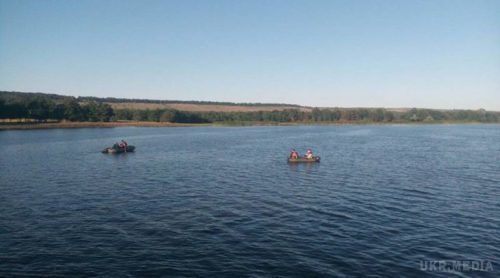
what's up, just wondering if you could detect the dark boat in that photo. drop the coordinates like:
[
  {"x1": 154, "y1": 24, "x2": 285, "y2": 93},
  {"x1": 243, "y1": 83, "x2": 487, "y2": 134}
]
[
  {"x1": 287, "y1": 156, "x2": 320, "y2": 163},
  {"x1": 102, "y1": 145, "x2": 135, "y2": 154}
]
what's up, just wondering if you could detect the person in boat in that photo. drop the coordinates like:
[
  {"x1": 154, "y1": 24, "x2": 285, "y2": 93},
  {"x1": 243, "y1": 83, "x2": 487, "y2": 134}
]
[
  {"x1": 119, "y1": 140, "x2": 128, "y2": 149},
  {"x1": 290, "y1": 149, "x2": 299, "y2": 159},
  {"x1": 305, "y1": 149, "x2": 314, "y2": 159}
]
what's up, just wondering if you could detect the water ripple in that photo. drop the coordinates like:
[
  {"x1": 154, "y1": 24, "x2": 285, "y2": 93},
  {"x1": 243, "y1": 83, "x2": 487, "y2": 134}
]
[{"x1": 0, "y1": 125, "x2": 499, "y2": 276}]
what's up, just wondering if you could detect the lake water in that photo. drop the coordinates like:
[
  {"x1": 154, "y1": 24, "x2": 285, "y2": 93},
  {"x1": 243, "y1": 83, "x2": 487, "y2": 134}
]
[{"x1": 0, "y1": 125, "x2": 499, "y2": 277}]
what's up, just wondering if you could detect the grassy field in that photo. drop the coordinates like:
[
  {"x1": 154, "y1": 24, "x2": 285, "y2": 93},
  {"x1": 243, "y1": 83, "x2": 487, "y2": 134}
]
[
  {"x1": 106, "y1": 102, "x2": 312, "y2": 112},
  {"x1": 106, "y1": 102, "x2": 415, "y2": 113}
]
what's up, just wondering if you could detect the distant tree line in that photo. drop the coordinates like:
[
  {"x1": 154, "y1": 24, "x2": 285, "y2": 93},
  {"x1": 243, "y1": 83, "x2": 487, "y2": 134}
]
[
  {"x1": 113, "y1": 109, "x2": 209, "y2": 123},
  {"x1": 0, "y1": 91, "x2": 301, "y2": 107},
  {"x1": 0, "y1": 96, "x2": 113, "y2": 122},
  {"x1": 111, "y1": 107, "x2": 500, "y2": 123},
  {"x1": 202, "y1": 107, "x2": 500, "y2": 123},
  {"x1": 1, "y1": 91, "x2": 499, "y2": 123}
]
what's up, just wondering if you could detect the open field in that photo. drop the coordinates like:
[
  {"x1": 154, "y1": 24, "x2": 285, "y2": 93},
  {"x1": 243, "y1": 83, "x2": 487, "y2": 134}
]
[{"x1": 107, "y1": 102, "x2": 312, "y2": 112}]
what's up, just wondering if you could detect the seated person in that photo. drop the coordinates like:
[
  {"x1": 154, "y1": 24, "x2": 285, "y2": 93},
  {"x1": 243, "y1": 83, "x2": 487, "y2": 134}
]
[
  {"x1": 305, "y1": 149, "x2": 313, "y2": 159},
  {"x1": 290, "y1": 149, "x2": 299, "y2": 159}
]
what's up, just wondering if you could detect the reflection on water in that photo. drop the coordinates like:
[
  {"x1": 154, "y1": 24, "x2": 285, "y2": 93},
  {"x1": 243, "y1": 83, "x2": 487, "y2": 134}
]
[{"x1": 288, "y1": 162, "x2": 320, "y2": 174}]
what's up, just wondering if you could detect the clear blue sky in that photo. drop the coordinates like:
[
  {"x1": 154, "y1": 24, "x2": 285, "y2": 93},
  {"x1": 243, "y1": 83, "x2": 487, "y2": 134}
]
[{"x1": 1, "y1": 0, "x2": 499, "y2": 110}]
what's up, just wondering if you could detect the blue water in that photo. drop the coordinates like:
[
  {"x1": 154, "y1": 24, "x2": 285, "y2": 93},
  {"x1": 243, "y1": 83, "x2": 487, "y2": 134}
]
[{"x1": 0, "y1": 125, "x2": 499, "y2": 277}]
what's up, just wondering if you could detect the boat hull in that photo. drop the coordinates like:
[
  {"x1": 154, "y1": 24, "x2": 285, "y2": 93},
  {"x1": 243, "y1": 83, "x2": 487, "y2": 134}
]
[
  {"x1": 287, "y1": 156, "x2": 320, "y2": 163},
  {"x1": 102, "y1": 145, "x2": 135, "y2": 154}
]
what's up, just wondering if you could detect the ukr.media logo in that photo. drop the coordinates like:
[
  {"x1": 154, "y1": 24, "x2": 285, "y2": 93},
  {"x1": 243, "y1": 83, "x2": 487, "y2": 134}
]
[{"x1": 420, "y1": 260, "x2": 494, "y2": 273}]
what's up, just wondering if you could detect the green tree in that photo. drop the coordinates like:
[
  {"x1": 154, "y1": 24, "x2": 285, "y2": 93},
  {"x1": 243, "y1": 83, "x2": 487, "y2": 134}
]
[
  {"x1": 26, "y1": 97, "x2": 54, "y2": 121},
  {"x1": 132, "y1": 110, "x2": 149, "y2": 121},
  {"x1": 85, "y1": 101, "x2": 114, "y2": 122},
  {"x1": 383, "y1": 110, "x2": 395, "y2": 122},
  {"x1": 114, "y1": 109, "x2": 133, "y2": 121},
  {"x1": 63, "y1": 99, "x2": 84, "y2": 121},
  {"x1": 0, "y1": 99, "x2": 5, "y2": 119},
  {"x1": 370, "y1": 108, "x2": 385, "y2": 122},
  {"x1": 52, "y1": 104, "x2": 66, "y2": 120},
  {"x1": 159, "y1": 110, "x2": 176, "y2": 122}
]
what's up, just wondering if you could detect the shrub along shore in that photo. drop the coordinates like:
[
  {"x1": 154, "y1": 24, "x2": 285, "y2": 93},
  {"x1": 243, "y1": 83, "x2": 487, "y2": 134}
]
[{"x1": 1, "y1": 91, "x2": 499, "y2": 130}]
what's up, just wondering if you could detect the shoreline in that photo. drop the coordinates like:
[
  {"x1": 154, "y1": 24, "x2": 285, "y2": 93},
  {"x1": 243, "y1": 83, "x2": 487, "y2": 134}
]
[{"x1": 0, "y1": 120, "x2": 494, "y2": 131}]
